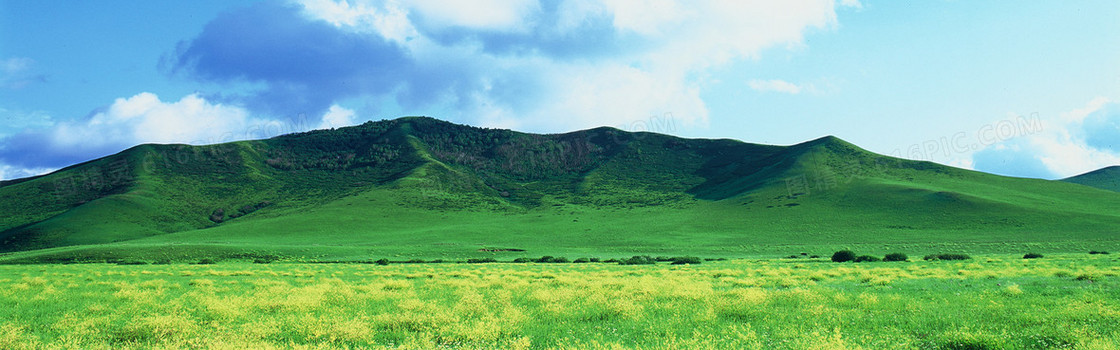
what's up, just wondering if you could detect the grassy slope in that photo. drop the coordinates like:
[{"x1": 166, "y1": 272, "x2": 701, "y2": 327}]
[
  {"x1": 1, "y1": 117, "x2": 1119, "y2": 262},
  {"x1": 1063, "y1": 166, "x2": 1120, "y2": 192}
]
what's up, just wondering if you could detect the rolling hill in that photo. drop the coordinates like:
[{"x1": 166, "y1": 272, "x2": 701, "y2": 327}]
[
  {"x1": 1063, "y1": 166, "x2": 1120, "y2": 192},
  {"x1": 1, "y1": 116, "x2": 1118, "y2": 263}
]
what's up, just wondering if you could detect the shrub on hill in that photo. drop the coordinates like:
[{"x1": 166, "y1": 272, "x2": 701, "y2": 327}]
[
  {"x1": 1089, "y1": 251, "x2": 1110, "y2": 255},
  {"x1": 573, "y1": 258, "x2": 591, "y2": 263},
  {"x1": 512, "y1": 258, "x2": 532, "y2": 263},
  {"x1": 669, "y1": 256, "x2": 702, "y2": 265},
  {"x1": 853, "y1": 255, "x2": 881, "y2": 262},
  {"x1": 831, "y1": 250, "x2": 856, "y2": 262},
  {"x1": 374, "y1": 258, "x2": 390, "y2": 265},
  {"x1": 533, "y1": 256, "x2": 569, "y2": 263},
  {"x1": 466, "y1": 258, "x2": 497, "y2": 264},
  {"x1": 883, "y1": 253, "x2": 909, "y2": 262},
  {"x1": 619, "y1": 255, "x2": 657, "y2": 265},
  {"x1": 196, "y1": 258, "x2": 217, "y2": 265},
  {"x1": 923, "y1": 253, "x2": 971, "y2": 261},
  {"x1": 1023, "y1": 253, "x2": 1044, "y2": 259}
]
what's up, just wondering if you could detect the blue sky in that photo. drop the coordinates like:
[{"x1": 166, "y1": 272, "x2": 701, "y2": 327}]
[{"x1": 1, "y1": 0, "x2": 1118, "y2": 180}]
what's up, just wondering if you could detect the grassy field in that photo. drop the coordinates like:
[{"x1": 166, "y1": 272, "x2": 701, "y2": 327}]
[{"x1": 2, "y1": 254, "x2": 1118, "y2": 349}]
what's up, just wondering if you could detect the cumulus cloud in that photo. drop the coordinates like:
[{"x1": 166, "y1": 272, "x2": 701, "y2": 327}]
[
  {"x1": 0, "y1": 164, "x2": 58, "y2": 181},
  {"x1": 748, "y1": 79, "x2": 803, "y2": 94},
  {"x1": 0, "y1": 93, "x2": 282, "y2": 172},
  {"x1": 0, "y1": 92, "x2": 363, "y2": 180},
  {"x1": 318, "y1": 104, "x2": 357, "y2": 129},
  {"x1": 167, "y1": 2, "x2": 412, "y2": 117},
  {"x1": 168, "y1": 0, "x2": 857, "y2": 132},
  {"x1": 972, "y1": 98, "x2": 1120, "y2": 179}
]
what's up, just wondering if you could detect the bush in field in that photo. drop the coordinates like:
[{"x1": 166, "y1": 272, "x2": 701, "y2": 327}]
[
  {"x1": 1089, "y1": 250, "x2": 1110, "y2": 255},
  {"x1": 374, "y1": 258, "x2": 390, "y2": 265},
  {"x1": 924, "y1": 253, "x2": 971, "y2": 261},
  {"x1": 655, "y1": 256, "x2": 673, "y2": 262},
  {"x1": 669, "y1": 256, "x2": 702, "y2": 265},
  {"x1": 831, "y1": 250, "x2": 856, "y2": 263},
  {"x1": 405, "y1": 259, "x2": 426, "y2": 264},
  {"x1": 573, "y1": 258, "x2": 591, "y2": 263},
  {"x1": 619, "y1": 255, "x2": 657, "y2": 265},
  {"x1": 115, "y1": 260, "x2": 149, "y2": 265},
  {"x1": 533, "y1": 256, "x2": 569, "y2": 263},
  {"x1": 466, "y1": 258, "x2": 497, "y2": 264},
  {"x1": 512, "y1": 258, "x2": 532, "y2": 263},
  {"x1": 883, "y1": 253, "x2": 908, "y2": 262},
  {"x1": 589, "y1": 257, "x2": 601, "y2": 263},
  {"x1": 939, "y1": 253, "x2": 971, "y2": 261},
  {"x1": 253, "y1": 258, "x2": 274, "y2": 264},
  {"x1": 196, "y1": 258, "x2": 217, "y2": 265},
  {"x1": 854, "y1": 255, "x2": 881, "y2": 262},
  {"x1": 1023, "y1": 253, "x2": 1044, "y2": 259}
]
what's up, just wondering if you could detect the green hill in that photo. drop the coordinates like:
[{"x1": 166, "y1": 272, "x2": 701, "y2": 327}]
[
  {"x1": 1063, "y1": 166, "x2": 1120, "y2": 192},
  {"x1": 2, "y1": 117, "x2": 1118, "y2": 263}
]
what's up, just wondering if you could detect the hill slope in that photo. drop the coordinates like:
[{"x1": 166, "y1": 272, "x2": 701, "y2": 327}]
[
  {"x1": 2, "y1": 117, "x2": 1119, "y2": 262},
  {"x1": 1063, "y1": 166, "x2": 1120, "y2": 192}
]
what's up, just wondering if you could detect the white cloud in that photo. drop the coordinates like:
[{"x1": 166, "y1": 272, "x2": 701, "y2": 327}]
[
  {"x1": 297, "y1": 0, "x2": 418, "y2": 42},
  {"x1": 0, "y1": 164, "x2": 56, "y2": 181},
  {"x1": 407, "y1": 0, "x2": 540, "y2": 32},
  {"x1": 972, "y1": 98, "x2": 1120, "y2": 179},
  {"x1": 294, "y1": 0, "x2": 853, "y2": 133},
  {"x1": 840, "y1": 0, "x2": 863, "y2": 9},
  {"x1": 748, "y1": 79, "x2": 803, "y2": 94},
  {"x1": 600, "y1": 0, "x2": 687, "y2": 36},
  {"x1": 318, "y1": 104, "x2": 357, "y2": 129},
  {"x1": 50, "y1": 92, "x2": 282, "y2": 149}
]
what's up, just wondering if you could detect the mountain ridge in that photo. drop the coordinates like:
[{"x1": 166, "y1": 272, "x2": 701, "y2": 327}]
[
  {"x1": 1, "y1": 116, "x2": 1118, "y2": 262},
  {"x1": 1063, "y1": 166, "x2": 1120, "y2": 192}
]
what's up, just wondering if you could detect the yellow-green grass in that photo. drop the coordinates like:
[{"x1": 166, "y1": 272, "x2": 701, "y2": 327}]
[{"x1": 1, "y1": 255, "x2": 1118, "y2": 349}]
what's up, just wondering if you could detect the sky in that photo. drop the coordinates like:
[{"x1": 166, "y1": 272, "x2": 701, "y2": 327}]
[{"x1": 1, "y1": 0, "x2": 1118, "y2": 181}]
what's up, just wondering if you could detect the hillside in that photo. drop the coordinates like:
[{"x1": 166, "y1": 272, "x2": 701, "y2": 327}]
[
  {"x1": 1063, "y1": 166, "x2": 1120, "y2": 192},
  {"x1": 2, "y1": 117, "x2": 1119, "y2": 263}
]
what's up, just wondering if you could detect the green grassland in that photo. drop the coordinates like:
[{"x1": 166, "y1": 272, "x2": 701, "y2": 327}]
[
  {"x1": 1, "y1": 117, "x2": 1119, "y2": 263},
  {"x1": 1, "y1": 255, "x2": 1118, "y2": 349}
]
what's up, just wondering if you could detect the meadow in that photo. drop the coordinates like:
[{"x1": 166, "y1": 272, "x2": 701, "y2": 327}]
[{"x1": 1, "y1": 254, "x2": 1118, "y2": 349}]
